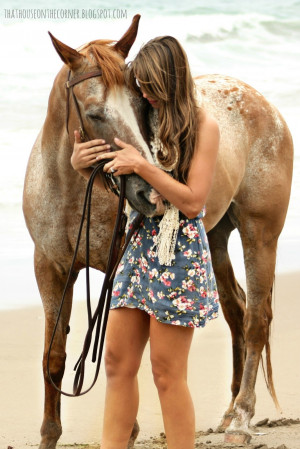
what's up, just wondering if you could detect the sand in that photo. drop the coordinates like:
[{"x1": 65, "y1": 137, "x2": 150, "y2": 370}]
[{"x1": 0, "y1": 271, "x2": 299, "y2": 449}]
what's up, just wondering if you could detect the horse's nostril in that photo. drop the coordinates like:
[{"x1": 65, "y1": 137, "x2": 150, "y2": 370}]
[{"x1": 136, "y1": 188, "x2": 146, "y2": 201}]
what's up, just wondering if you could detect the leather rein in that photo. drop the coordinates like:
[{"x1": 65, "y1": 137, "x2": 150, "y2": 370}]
[{"x1": 47, "y1": 69, "x2": 143, "y2": 397}]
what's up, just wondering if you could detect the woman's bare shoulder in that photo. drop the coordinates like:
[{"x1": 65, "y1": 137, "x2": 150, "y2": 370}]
[{"x1": 198, "y1": 108, "x2": 220, "y2": 143}]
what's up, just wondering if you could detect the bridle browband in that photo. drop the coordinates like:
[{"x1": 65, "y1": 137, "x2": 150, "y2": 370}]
[{"x1": 46, "y1": 69, "x2": 144, "y2": 396}]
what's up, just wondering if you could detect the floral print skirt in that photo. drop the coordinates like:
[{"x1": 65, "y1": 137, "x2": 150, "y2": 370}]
[{"x1": 110, "y1": 209, "x2": 219, "y2": 328}]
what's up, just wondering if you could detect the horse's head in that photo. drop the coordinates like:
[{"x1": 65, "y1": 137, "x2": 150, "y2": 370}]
[{"x1": 49, "y1": 15, "x2": 160, "y2": 217}]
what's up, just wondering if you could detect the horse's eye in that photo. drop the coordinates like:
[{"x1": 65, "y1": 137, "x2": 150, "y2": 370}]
[{"x1": 88, "y1": 114, "x2": 103, "y2": 122}]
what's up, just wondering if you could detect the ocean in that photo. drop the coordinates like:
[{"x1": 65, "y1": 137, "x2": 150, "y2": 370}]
[{"x1": 0, "y1": 0, "x2": 299, "y2": 309}]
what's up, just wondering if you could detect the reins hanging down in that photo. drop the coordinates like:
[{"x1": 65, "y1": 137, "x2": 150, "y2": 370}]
[
  {"x1": 47, "y1": 162, "x2": 143, "y2": 397},
  {"x1": 47, "y1": 67, "x2": 143, "y2": 396}
]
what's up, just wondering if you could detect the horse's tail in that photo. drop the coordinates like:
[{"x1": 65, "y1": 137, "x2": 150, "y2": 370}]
[{"x1": 261, "y1": 277, "x2": 282, "y2": 412}]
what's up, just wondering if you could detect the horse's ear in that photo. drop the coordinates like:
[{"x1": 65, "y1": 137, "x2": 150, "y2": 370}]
[
  {"x1": 114, "y1": 14, "x2": 141, "y2": 59},
  {"x1": 48, "y1": 32, "x2": 84, "y2": 70}
]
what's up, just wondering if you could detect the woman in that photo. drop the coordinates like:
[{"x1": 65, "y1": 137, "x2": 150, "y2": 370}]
[{"x1": 71, "y1": 36, "x2": 219, "y2": 449}]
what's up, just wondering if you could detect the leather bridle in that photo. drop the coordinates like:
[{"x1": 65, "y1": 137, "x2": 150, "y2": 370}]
[
  {"x1": 46, "y1": 70, "x2": 144, "y2": 396},
  {"x1": 65, "y1": 69, "x2": 119, "y2": 195},
  {"x1": 65, "y1": 68, "x2": 103, "y2": 140}
]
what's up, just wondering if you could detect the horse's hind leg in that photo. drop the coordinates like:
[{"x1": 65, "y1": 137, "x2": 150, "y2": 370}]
[
  {"x1": 34, "y1": 249, "x2": 77, "y2": 449},
  {"x1": 225, "y1": 215, "x2": 279, "y2": 443},
  {"x1": 207, "y1": 209, "x2": 246, "y2": 432}
]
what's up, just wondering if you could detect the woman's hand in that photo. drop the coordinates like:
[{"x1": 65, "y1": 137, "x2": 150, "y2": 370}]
[
  {"x1": 71, "y1": 130, "x2": 111, "y2": 171},
  {"x1": 96, "y1": 137, "x2": 146, "y2": 176}
]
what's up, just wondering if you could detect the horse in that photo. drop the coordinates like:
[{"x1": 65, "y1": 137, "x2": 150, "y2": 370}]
[{"x1": 23, "y1": 14, "x2": 293, "y2": 449}]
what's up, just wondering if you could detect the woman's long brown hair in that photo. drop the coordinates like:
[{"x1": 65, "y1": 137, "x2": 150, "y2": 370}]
[{"x1": 126, "y1": 36, "x2": 200, "y2": 184}]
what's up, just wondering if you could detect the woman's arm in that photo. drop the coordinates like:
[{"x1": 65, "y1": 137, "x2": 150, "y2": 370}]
[{"x1": 98, "y1": 112, "x2": 219, "y2": 219}]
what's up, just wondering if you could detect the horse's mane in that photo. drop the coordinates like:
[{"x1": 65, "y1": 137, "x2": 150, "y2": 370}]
[{"x1": 79, "y1": 39, "x2": 125, "y2": 88}]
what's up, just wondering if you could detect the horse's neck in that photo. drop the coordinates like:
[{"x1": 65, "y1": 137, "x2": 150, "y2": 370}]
[
  {"x1": 41, "y1": 120, "x2": 71, "y2": 169},
  {"x1": 40, "y1": 73, "x2": 74, "y2": 175}
]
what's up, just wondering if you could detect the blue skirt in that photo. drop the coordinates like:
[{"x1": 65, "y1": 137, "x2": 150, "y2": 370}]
[{"x1": 110, "y1": 208, "x2": 219, "y2": 328}]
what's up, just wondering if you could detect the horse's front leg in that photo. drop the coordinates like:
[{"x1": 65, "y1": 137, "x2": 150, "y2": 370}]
[
  {"x1": 34, "y1": 249, "x2": 77, "y2": 449},
  {"x1": 225, "y1": 218, "x2": 278, "y2": 444}
]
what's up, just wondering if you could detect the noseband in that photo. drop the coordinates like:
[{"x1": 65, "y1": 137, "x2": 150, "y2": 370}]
[{"x1": 65, "y1": 69, "x2": 119, "y2": 195}]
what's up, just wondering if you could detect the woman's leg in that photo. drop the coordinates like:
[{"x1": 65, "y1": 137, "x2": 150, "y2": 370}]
[
  {"x1": 150, "y1": 319, "x2": 195, "y2": 449},
  {"x1": 101, "y1": 307, "x2": 150, "y2": 449}
]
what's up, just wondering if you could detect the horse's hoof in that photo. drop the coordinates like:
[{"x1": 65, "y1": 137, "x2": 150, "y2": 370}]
[
  {"x1": 38, "y1": 440, "x2": 57, "y2": 449},
  {"x1": 127, "y1": 419, "x2": 140, "y2": 448},
  {"x1": 224, "y1": 430, "x2": 252, "y2": 444},
  {"x1": 216, "y1": 414, "x2": 234, "y2": 433},
  {"x1": 39, "y1": 435, "x2": 60, "y2": 448}
]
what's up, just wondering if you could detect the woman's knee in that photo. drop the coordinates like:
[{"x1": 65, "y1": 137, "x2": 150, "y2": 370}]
[
  {"x1": 151, "y1": 355, "x2": 186, "y2": 393},
  {"x1": 151, "y1": 361, "x2": 169, "y2": 392},
  {"x1": 104, "y1": 344, "x2": 141, "y2": 380}
]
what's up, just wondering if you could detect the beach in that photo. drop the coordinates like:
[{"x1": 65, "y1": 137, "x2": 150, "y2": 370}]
[
  {"x1": 1, "y1": 0, "x2": 300, "y2": 310},
  {"x1": 1, "y1": 0, "x2": 300, "y2": 448},
  {"x1": 1, "y1": 271, "x2": 299, "y2": 449}
]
